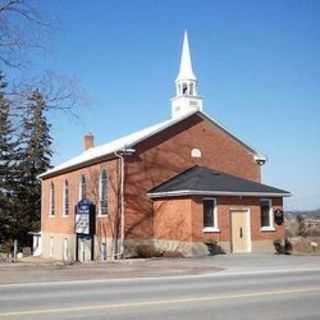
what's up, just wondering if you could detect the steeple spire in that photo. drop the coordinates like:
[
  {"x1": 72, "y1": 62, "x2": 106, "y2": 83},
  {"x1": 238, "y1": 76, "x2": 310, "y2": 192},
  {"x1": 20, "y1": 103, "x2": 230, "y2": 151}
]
[
  {"x1": 171, "y1": 31, "x2": 203, "y2": 118},
  {"x1": 176, "y1": 31, "x2": 196, "y2": 82}
]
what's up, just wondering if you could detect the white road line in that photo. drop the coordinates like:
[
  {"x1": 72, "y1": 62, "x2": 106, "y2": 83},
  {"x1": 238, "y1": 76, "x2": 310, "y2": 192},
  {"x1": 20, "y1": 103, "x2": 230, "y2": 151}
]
[
  {"x1": 0, "y1": 287, "x2": 319, "y2": 318},
  {"x1": 0, "y1": 267, "x2": 320, "y2": 289}
]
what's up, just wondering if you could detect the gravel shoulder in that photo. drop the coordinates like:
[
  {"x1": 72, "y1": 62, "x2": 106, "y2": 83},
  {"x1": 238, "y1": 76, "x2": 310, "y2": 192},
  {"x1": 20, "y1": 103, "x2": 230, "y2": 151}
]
[
  {"x1": 0, "y1": 256, "x2": 223, "y2": 284},
  {"x1": 1, "y1": 254, "x2": 320, "y2": 285}
]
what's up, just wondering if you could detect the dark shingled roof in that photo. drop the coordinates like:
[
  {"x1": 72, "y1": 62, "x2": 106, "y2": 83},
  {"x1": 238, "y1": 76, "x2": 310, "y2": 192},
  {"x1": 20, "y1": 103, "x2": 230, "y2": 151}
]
[{"x1": 148, "y1": 166, "x2": 290, "y2": 198}]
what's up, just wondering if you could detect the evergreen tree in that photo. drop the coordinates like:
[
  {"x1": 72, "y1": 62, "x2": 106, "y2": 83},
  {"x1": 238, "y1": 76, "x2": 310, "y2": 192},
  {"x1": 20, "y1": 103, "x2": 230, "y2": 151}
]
[
  {"x1": 0, "y1": 72, "x2": 18, "y2": 244},
  {"x1": 16, "y1": 89, "x2": 53, "y2": 243}
]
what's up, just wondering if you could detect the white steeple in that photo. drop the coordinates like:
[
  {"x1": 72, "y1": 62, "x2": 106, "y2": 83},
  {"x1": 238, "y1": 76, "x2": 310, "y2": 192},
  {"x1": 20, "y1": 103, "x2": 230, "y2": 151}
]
[
  {"x1": 176, "y1": 31, "x2": 197, "y2": 82},
  {"x1": 171, "y1": 31, "x2": 203, "y2": 118}
]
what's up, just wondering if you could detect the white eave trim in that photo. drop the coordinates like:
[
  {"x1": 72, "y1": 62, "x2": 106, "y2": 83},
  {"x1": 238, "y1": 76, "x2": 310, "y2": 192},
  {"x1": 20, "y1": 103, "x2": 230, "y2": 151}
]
[
  {"x1": 38, "y1": 109, "x2": 266, "y2": 179},
  {"x1": 148, "y1": 190, "x2": 291, "y2": 199},
  {"x1": 38, "y1": 110, "x2": 199, "y2": 179}
]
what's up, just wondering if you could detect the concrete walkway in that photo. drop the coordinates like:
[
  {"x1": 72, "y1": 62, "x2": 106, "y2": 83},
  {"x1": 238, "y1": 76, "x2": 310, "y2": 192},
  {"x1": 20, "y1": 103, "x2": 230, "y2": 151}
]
[{"x1": 200, "y1": 253, "x2": 320, "y2": 272}]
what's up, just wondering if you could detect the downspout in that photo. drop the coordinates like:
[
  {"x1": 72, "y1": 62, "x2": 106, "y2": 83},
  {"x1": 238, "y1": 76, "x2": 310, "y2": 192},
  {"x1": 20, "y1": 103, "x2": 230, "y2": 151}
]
[
  {"x1": 114, "y1": 150, "x2": 125, "y2": 259},
  {"x1": 114, "y1": 147, "x2": 136, "y2": 259}
]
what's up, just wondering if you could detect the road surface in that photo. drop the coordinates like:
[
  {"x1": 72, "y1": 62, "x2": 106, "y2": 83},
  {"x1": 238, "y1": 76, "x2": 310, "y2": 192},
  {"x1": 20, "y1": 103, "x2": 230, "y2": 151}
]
[{"x1": 0, "y1": 269, "x2": 319, "y2": 319}]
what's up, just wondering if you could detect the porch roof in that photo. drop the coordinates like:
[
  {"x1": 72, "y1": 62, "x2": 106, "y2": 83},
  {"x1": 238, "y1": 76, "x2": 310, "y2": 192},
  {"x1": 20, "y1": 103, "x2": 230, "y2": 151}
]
[{"x1": 148, "y1": 166, "x2": 291, "y2": 198}]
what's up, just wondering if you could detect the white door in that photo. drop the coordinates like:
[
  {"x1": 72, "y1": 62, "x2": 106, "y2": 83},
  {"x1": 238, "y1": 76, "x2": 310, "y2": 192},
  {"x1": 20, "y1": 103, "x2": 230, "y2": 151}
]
[{"x1": 231, "y1": 210, "x2": 251, "y2": 253}]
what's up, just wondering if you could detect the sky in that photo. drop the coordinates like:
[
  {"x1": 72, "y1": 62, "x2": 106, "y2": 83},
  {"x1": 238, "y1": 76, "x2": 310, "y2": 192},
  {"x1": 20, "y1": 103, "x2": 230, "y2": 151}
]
[{"x1": 22, "y1": 0, "x2": 320, "y2": 210}]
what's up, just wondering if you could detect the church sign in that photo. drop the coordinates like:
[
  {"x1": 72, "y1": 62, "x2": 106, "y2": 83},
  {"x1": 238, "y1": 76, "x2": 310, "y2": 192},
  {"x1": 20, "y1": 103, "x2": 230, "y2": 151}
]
[{"x1": 75, "y1": 199, "x2": 95, "y2": 235}]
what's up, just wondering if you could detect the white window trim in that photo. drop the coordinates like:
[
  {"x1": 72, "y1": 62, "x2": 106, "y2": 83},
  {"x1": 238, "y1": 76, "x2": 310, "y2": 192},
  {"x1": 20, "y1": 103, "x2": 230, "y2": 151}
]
[
  {"x1": 79, "y1": 176, "x2": 84, "y2": 201},
  {"x1": 49, "y1": 183, "x2": 55, "y2": 218},
  {"x1": 62, "y1": 180, "x2": 69, "y2": 217},
  {"x1": 203, "y1": 197, "x2": 219, "y2": 232},
  {"x1": 260, "y1": 199, "x2": 275, "y2": 231},
  {"x1": 97, "y1": 170, "x2": 108, "y2": 217}
]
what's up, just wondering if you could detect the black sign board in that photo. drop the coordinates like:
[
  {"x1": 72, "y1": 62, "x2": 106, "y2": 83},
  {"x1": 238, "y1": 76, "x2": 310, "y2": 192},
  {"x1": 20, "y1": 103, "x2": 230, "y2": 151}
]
[{"x1": 75, "y1": 199, "x2": 95, "y2": 235}]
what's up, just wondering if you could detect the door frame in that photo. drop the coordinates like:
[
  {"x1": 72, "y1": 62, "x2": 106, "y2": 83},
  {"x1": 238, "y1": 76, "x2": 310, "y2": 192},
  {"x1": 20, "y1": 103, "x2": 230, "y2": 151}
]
[{"x1": 230, "y1": 208, "x2": 252, "y2": 253}]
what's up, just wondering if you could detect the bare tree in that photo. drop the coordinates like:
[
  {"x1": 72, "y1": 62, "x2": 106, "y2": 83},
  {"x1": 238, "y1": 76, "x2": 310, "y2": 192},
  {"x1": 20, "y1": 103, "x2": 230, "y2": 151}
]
[
  {"x1": 0, "y1": 1, "x2": 90, "y2": 119},
  {"x1": 0, "y1": 0, "x2": 51, "y2": 68},
  {"x1": 9, "y1": 71, "x2": 90, "y2": 120}
]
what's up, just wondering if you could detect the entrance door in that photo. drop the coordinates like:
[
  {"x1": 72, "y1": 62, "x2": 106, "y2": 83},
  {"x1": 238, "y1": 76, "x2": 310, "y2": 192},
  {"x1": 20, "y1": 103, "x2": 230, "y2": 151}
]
[{"x1": 231, "y1": 210, "x2": 251, "y2": 253}]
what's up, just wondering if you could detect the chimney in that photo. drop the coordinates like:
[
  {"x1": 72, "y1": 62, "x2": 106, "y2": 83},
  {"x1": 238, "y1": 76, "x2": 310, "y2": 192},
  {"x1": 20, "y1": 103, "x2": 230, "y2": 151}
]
[{"x1": 84, "y1": 133, "x2": 94, "y2": 150}]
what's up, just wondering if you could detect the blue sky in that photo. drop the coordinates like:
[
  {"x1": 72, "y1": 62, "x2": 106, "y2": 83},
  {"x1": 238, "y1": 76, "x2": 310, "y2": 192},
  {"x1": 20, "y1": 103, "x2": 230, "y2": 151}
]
[{"x1": 28, "y1": 1, "x2": 319, "y2": 210}]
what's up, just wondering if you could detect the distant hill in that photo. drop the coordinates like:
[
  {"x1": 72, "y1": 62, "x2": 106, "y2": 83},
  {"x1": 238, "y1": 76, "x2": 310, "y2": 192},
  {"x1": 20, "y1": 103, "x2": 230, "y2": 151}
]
[{"x1": 286, "y1": 209, "x2": 320, "y2": 218}]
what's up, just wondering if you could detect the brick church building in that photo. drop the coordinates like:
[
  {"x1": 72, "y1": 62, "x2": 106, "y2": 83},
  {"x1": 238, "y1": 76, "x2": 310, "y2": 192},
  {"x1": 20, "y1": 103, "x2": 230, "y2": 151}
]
[{"x1": 39, "y1": 32, "x2": 290, "y2": 261}]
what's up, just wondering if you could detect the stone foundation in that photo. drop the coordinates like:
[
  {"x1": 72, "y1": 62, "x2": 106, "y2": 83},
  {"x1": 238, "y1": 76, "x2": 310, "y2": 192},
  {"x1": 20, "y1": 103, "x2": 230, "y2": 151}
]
[
  {"x1": 42, "y1": 233, "x2": 277, "y2": 261},
  {"x1": 251, "y1": 240, "x2": 276, "y2": 253},
  {"x1": 124, "y1": 239, "x2": 231, "y2": 257},
  {"x1": 42, "y1": 232, "x2": 76, "y2": 261},
  {"x1": 42, "y1": 232, "x2": 117, "y2": 261}
]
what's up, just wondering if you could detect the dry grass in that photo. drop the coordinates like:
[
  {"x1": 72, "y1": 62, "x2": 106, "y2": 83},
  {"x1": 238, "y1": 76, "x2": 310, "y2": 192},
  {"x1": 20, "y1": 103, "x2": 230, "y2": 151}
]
[{"x1": 285, "y1": 215, "x2": 320, "y2": 254}]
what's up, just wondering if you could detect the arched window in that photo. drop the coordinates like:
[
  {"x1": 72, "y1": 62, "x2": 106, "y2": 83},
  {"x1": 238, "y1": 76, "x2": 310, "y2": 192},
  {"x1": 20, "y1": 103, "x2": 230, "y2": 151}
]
[
  {"x1": 99, "y1": 169, "x2": 108, "y2": 215},
  {"x1": 189, "y1": 83, "x2": 194, "y2": 95},
  {"x1": 79, "y1": 175, "x2": 86, "y2": 200},
  {"x1": 63, "y1": 180, "x2": 69, "y2": 216},
  {"x1": 49, "y1": 182, "x2": 55, "y2": 216},
  {"x1": 182, "y1": 83, "x2": 188, "y2": 95}
]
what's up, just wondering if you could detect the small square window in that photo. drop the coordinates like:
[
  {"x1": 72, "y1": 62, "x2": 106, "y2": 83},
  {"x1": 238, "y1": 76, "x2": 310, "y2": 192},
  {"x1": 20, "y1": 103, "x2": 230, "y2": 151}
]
[
  {"x1": 203, "y1": 198, "x2": 219, "y2": 232},
  {"x1": 260, "y1": 199, "x2": 273, "y2": 230}
]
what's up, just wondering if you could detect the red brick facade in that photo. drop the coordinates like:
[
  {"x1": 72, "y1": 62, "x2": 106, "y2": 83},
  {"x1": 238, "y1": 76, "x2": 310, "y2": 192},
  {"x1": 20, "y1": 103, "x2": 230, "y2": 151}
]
[
  {"x1": 41, "y1": 114, "x2": 284, "y2": 258},
  {"x1": 124, "y1": 114, "x2": 261, "y2": 240},
  {"x1": 41, "y1": 159, "x2": 120, "y2": 239},
  {"x1": 153, "y1": 196, "x2": 284, "y2": 253}
]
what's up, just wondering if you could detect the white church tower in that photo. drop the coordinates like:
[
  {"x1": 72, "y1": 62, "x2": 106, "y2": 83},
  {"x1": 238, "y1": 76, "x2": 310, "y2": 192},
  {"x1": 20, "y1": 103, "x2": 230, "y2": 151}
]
[{"x1": 171, "y1": 31, "x2": 203, "y2": 118}]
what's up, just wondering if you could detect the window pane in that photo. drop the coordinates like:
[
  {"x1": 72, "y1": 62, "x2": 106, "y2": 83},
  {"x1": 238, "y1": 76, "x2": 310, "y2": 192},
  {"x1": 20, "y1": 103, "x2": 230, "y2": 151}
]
[
  {"x1": 100, "y1": 170, "x2": 108, "y2": 214},
  {"x1": 80, "y1": 175, "x2": 86, "y2": 200},
  {"x1": 261, "y1": 200, "x2": 270, "y2": 227},
  {"x1": 50, "y1": 183, "x2": 55, "y2": 216},
  {"x1": 203, "y1": 200, "x2": 215, "y2": 228},
  {"x1": 64, "y1": 180, "x2": 69, "y2": 215}
]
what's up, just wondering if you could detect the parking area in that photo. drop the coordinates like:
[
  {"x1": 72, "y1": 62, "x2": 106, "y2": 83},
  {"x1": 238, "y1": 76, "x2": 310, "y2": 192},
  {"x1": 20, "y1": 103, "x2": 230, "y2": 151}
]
[{"x1": 200, "y1": 253, "x2": 320, "y2": 273}]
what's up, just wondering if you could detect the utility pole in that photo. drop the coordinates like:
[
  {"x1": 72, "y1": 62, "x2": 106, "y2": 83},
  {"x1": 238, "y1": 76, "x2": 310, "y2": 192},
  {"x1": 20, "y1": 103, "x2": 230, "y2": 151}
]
[{"x1": 13, "y1": 239, "x2": 18, "y2": 263}]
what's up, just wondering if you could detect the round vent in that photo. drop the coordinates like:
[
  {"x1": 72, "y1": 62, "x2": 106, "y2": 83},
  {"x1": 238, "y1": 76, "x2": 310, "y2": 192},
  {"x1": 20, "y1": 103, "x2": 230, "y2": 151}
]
[{"x1": 191, "y1": 148, "x2": 202, "y2": 158}]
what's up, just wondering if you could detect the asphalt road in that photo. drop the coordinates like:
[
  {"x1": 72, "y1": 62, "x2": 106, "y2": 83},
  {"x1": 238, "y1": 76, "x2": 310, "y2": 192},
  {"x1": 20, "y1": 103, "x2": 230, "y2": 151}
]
[{"x1": 0, "y1": 269, "x2": 320, "y2": 320}]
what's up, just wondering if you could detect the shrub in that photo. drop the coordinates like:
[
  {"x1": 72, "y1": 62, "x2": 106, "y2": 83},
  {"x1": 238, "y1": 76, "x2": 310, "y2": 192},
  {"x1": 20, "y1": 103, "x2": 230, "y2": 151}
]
[
  {"x1": 274, "y1": 239, "x2": 292, "y2": 254},
  {"x1": 205, "y1": 240, "x2": 225, "y2": 255},
  {"x1": 0, "y1": 240, "x2": 13, "y2": 255},
  {"x1": 135, "y1": 245, "x2": 162, "y2": 258}
]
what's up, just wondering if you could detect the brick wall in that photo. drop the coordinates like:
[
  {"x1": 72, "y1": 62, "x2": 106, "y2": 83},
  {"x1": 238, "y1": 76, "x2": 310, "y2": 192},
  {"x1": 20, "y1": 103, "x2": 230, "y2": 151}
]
[
  {"x1": 41, "y1": 159, "x2": 120, "y2": 239},
  {"x1": 125, "y1": 114, "x2": 261, "y2": 240},
  {"x1": 152, "y1": 196, "x2": 284, "y2": 250},
  {"x1": 153, "y1": 198, "x2": 192, "y2": 241},
  {"x1": 41, "y1": 114, "x2": 262, "y2": 244}
]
